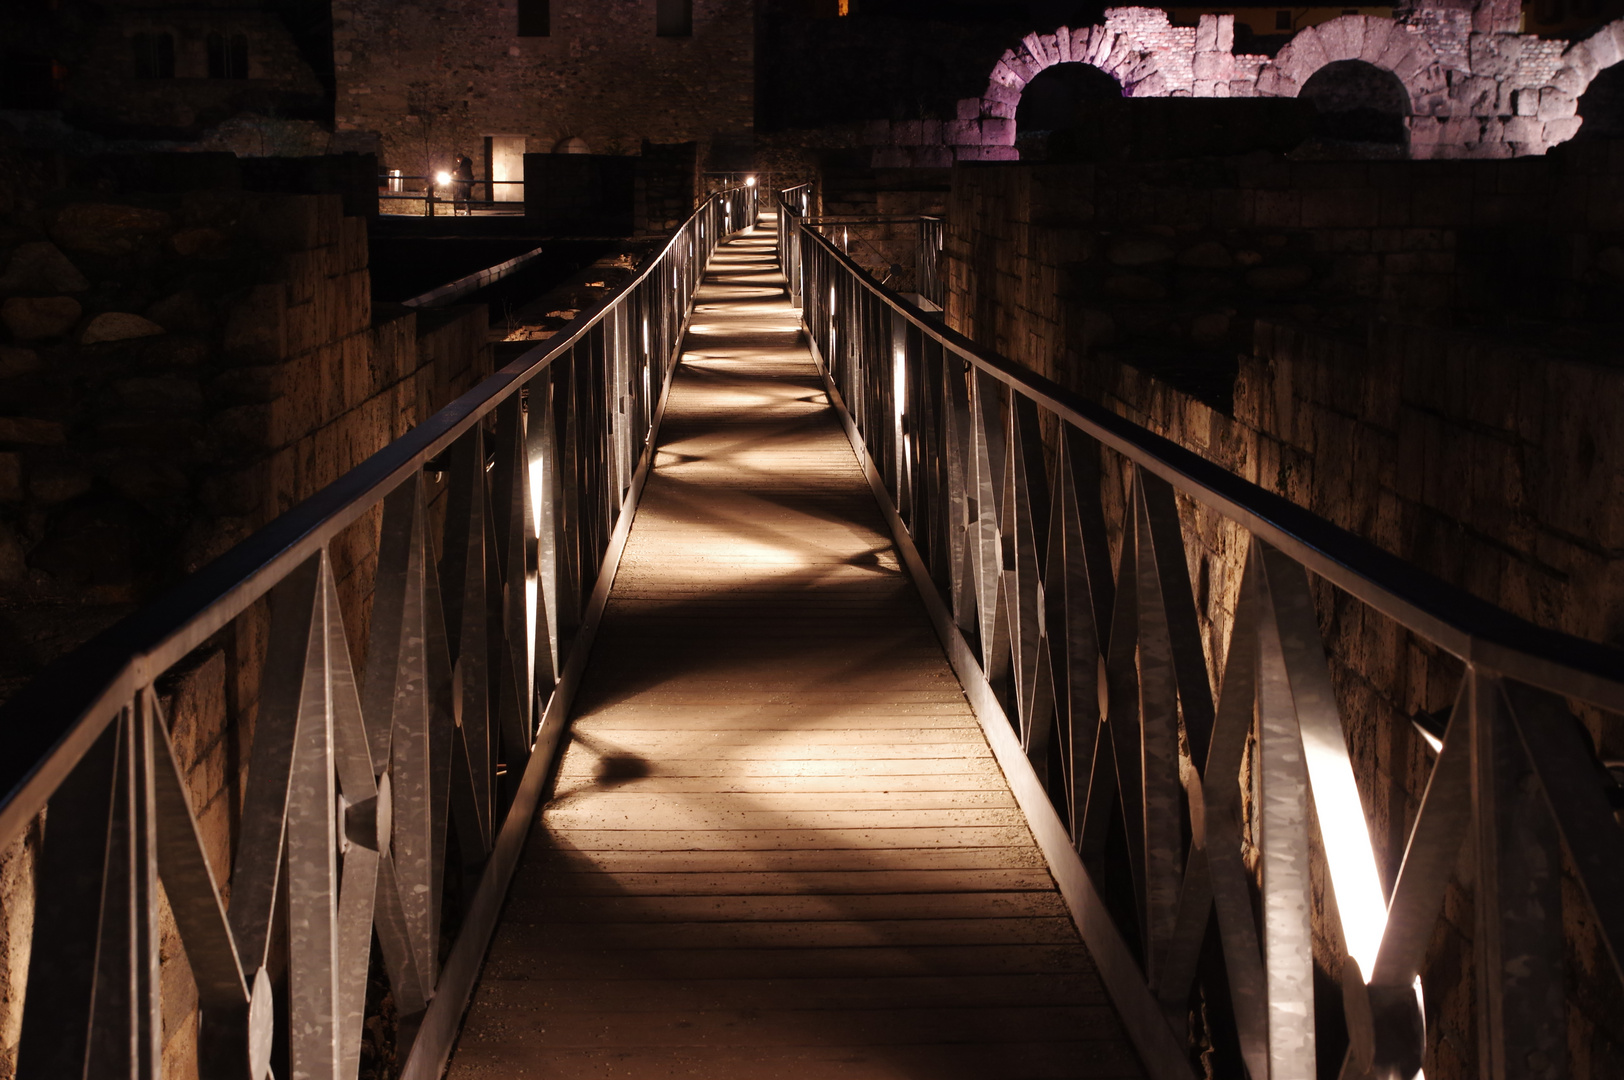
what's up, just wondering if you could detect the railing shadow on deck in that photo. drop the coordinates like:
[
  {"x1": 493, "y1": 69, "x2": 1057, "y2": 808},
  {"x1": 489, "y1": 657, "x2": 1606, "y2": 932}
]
[
  {"x1": 0, "y1": 185, "x2": 758, "y2": 1080},
  {"x1": 776, "y1": 184, "x2": 1624, "y2": 1080}
]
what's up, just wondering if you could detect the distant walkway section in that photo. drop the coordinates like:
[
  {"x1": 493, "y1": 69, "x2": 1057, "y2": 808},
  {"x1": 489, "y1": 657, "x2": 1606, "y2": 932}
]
[{"x1": 445, "y1": 222, "x2": 1143, "y2": 1078}]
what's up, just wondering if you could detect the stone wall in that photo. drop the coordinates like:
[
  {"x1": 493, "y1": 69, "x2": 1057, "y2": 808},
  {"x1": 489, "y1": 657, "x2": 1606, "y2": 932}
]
[
  {"x1": 864, "y1": 3, "x2": 1624, "y2": 163},
  {"x1": 0, "y1": 1, "x2": 332, "y2": 141},
  {"x1": 941, "y1": 145, "x2": 1624, "y2": 409},
  {"x1": 0, "y1": 153, "x2": 491, "y2": 1079},
  {"x1": 941, "y1": 155, "x2": 1624, "y2": 1079},
  {"x1": 333, "y1": 0, "x2": 755, "y2": 183}
]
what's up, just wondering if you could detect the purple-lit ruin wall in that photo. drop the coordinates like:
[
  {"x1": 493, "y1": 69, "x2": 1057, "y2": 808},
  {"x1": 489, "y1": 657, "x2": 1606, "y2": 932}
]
[{"x1": 865, "y1": 3, "x2": 1624, "y2": 164}]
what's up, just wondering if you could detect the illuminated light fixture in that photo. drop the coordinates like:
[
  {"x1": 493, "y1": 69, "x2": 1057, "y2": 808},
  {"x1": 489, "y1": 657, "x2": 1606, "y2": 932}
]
[
  {"x1": 435, "y1": 170, "x2": 452, "y2": 186},
  {"x1": 745, "y1": 175, "x2": 757, "y2": 187}
]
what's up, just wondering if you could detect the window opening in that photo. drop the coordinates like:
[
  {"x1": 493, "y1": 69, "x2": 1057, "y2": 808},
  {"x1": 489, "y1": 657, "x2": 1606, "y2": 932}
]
[
  {"x1": 657, "y1": 0, "x2": 692, "y2": 37},
  {"x1": 133, "y1": 32, "x2": 175, "y2": 79},
  {"x1": 518, "y1": 0, "x2": 550, "y2": 37},
  {"x1": 207, "y1": 32, "x2": 249, "y2": 79}
]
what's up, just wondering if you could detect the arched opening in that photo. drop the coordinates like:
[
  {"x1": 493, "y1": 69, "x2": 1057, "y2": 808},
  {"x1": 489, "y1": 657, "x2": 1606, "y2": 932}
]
[
  {"x1": 1298, "y1": 59, "x2": 1410, "y2": 155},
  {"x1": 553, "y1": 136, "x2": 590, "y2": 154},
  {"x1": 1576, "y1": 61, "x2": 1624, "y2": 140},
  {"x1": 1015, "y1": 62, "x2": 1125, "y2": 159},
  {"x1": 1016, "y1": 62, "x2": 1124, "y2": 135}
]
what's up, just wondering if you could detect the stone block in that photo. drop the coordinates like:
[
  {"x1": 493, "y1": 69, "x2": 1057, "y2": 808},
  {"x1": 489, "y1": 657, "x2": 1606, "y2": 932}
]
[
  {"x1": 1193, "y1": 52, "x2": 1232, "y2": 81},
  {"x1": 983, "y1": 80, "x2": 1021, "y2": 106},
  {"x1": 1453, "y1": 75, "x2": 1499, "y2": 117},
  {"x1": 1126, "y1": 71, "x2": 1168, "y2": 98},
  {"x1": 1358, "y1": 18, "x2": 1394, "y2": 63},
  {"x1": 1102, "y1": 36, "x2": 1136, "y2": 76},
  {"x1": 1, "y1": 295, "x2": 81, "y2": 340},
  {"x1": 1316, "y1": 17, "x2": 1359, "y2": 62},
  {"x1": 1538, "y1": 86, "x2": 1577, "y2": 119},
  {"x1": 1080, "y1": 27, "x2": 1110, "y2": 65},
  {"x1": 1550, "y1": 65, "x2": 1588, "y2": 97},
  {"x1": 209, "y1": 404, "x2": 274, "y2": 455},
  {"x1": 1501, "y1": 115, "x2": 1543, "y2": 142},
  {"x1": 341, "y1": 216, "x2": 370, "y2": 274},
  {"x1": 82, "y1": 312, "x2": 164, "y2": 345},
  {"x1": 248, "y1": 196, "x2": 321, "y2": 252},
  {"x1": 1302, "y1": 189, "x2": 1379, "y2": 228},
  {"x1": 1280, "y1": 29, "x2": 1331, "y2": 83},
  {"x1": 956, "y1": 98, "x2": 981, "y2": 121},
  {"x1": 0, "y1": 346, "x2": 37, "y2": 378},
  {"x1": 313, "y1": 195, "x2": 342, "y2": 248},
  {"x1": 1253, "y1": 189, "x2": 1302, "y2": 227},
  {"x1": 283, "y1": 301, "x2": 319, "y2": 359},
  {"x1": 947, "y1": 119, "x2": 981, "y2": 146},
  {"x1": 223, "y1": 284, "x2": 288, "y2": 366},
  {"x1": 1541, "y1": 116, "x2": 1581, "y2": 145},
  {"x1": 1583, "y1": 28, "x2": 1621, "y2": 69},
  {"x1": 0, "y1": 241, "x2": 90, "y2": 294},
  {"x1": 50, "y1": 202, "x2": 173, "y2": 256},
  {"x1": 169, "y1": 227, "x2": 230, "y2": 260},
  {"x1": 981, "y1": 118, "x2": 1017, "y2": 146},
  {"x1": 919, "y1": 119, "x2": 943, "y2": 144},
  {"x1": 982, "y1": 98, "x2": 1017, "y2": 119},
  {"x1": 913, "y1": 146, "x2": 955, "y2": 168},
  {"x1": 955, "y1": 145, "x2": 1019, "y2": 162},
  {"x1": 864, "y1": 119, "x2": 891, "y2": 144},
  {"x1": 1196, "y1": 14, "x2": 1218, "y2": 52},
  {"x1": 1254, "y1": 66, "x2": 1298, "y2": 98},
  {"x1": 1056, "y1": 26, "x2": 1073, "y2": 63},
  {"x1": 1017, "y1": 49, "x2": 1047, "y2": 83},
  {"x1": 0, "y1": 452, "x2": 20, "y2": 501}
]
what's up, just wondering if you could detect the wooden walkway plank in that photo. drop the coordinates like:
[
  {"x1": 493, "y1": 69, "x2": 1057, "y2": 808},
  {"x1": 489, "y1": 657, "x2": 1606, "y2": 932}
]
[{"x1": 445, "y1": 220, "x2": 1143, "y2": 1079}]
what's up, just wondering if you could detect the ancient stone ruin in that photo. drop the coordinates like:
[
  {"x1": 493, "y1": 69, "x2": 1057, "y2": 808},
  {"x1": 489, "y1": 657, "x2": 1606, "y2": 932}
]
[{"x1": 868, "y1": 0, "x2": 1624, "y2": 164}]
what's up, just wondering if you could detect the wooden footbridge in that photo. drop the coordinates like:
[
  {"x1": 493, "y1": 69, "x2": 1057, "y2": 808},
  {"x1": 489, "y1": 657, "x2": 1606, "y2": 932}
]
[
  {"x1": 3, "y1": 186, "x2": 1621, "y2": 1080},
  {"x1": 445, "y1": 225, "x2": 1138, "y2": 1078}
]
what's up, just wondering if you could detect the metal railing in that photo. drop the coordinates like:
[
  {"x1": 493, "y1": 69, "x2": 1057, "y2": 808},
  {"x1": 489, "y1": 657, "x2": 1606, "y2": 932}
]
[
  {"x1": 801, "y1": 215, "x2": 945, "y2": 307},
  {"x1": 0, "y1": 183, "x2": 758, "y2": 1080},
  {"x1": 378, "y1": 173, "x2": 527, "y2": 217},
  {"x1": 778, "y1": 188, "x2": 1624, "y2": 1080}
]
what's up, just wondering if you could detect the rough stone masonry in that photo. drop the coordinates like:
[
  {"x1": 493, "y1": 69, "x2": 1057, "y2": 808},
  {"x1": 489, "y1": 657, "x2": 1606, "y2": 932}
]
[{"x1": 867, "y1": 1, "x2": 1624, "y2": 164}]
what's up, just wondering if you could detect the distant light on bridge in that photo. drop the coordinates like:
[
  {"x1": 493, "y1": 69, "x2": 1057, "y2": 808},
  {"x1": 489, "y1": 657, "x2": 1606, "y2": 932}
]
[{"x1": 435, "y1": 170, "x2": 452, "y2": 186}]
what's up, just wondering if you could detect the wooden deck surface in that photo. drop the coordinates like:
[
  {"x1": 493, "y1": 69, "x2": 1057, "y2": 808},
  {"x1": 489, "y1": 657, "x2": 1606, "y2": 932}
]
[{"x1": 445, "y1": 222, "x2": 1144, "y2": 1079}]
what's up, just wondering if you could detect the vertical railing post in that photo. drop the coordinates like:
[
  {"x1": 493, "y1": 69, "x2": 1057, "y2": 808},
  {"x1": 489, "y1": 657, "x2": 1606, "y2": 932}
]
[{"x1": 1470, "y1": 672, "x2": 1567, "y2": 1080}]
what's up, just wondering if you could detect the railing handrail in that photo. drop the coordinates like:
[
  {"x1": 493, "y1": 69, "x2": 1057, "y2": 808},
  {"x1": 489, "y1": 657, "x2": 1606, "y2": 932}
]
[
  {"x1": 780, "y1": 183, "x2": 1624, "y2": 1080},
  {"x1": 0, "y1": 187, "x2": 751, "y2": 849},
  {"x1": 778, "y1": 188, "x2": 1624, "y2": 714}
]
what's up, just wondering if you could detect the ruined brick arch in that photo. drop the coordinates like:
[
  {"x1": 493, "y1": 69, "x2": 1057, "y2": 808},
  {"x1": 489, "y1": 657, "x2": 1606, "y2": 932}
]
[
  {"x1": 1253, "y1": 16, "x2": 1447, "y2": 115},
  {"x1": 983, "y1": 20, "x2": 1186, "y2": 114}
]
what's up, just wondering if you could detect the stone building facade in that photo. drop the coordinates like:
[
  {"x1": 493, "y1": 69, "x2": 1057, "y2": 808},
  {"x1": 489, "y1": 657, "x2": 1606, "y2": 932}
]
[
  {"x1": 332, "y1": 0, "x2": 756, "y2": 186},
  {"x1": 867, "y1": 2, "x2": 1624, "y2": 162},
  {"x1": 1, "y1": 0, "x2": 334, "y2": 150}
]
